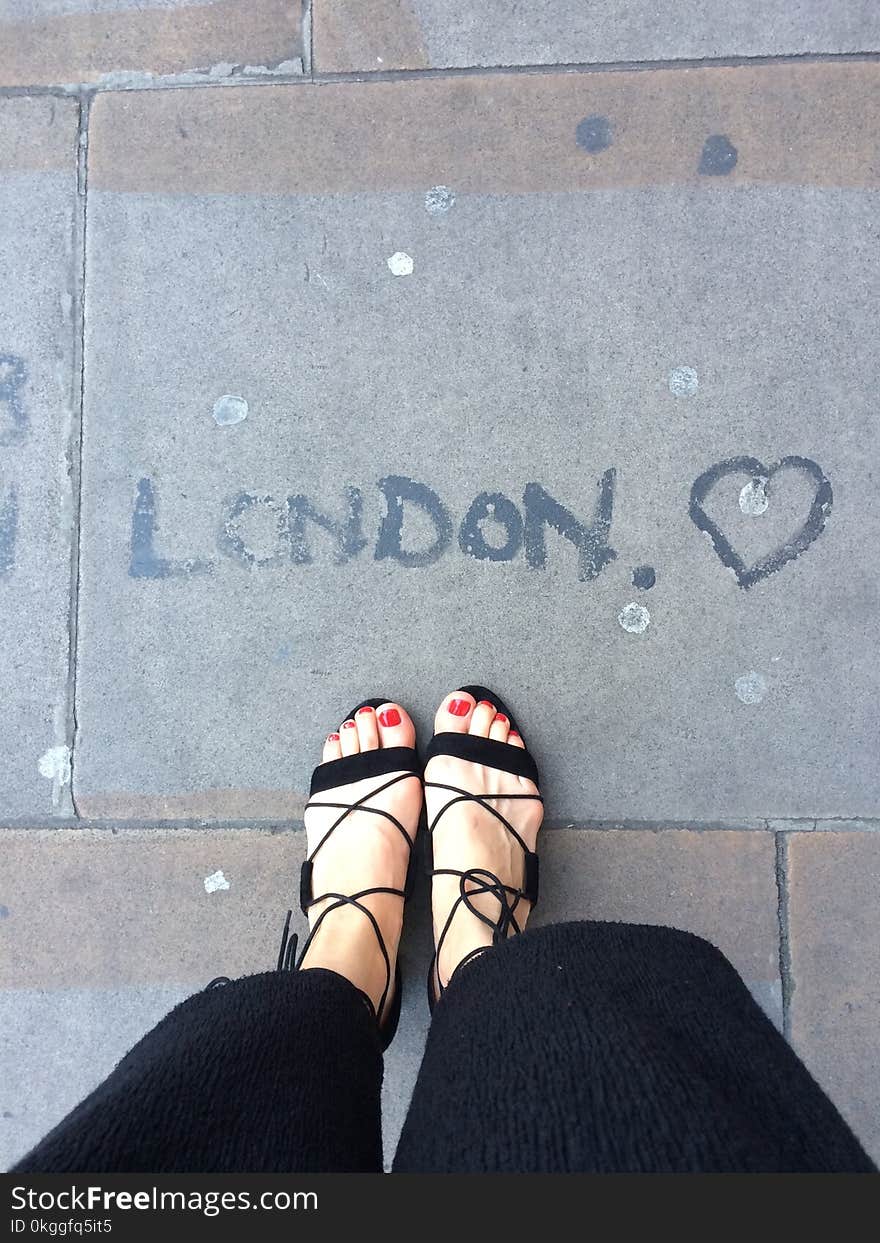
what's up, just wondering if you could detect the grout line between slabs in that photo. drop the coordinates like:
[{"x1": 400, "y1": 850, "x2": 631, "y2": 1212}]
[
  {"x1": 1, "y1": 817, "x2": 877, "y2": 834},
  {"x1": 301, "y1": 0, "x2": 314, "y2": 80},
  {"x1": 309, "y1": 47, "x2": 880, "y2": 85},
  {"x1": 0, "y1": 48, "x2": 878, "y2": 98},
  {"x1": 64, "y1": 93, "x2": 91, "y2": 820},
  {"x1": 775, "y1": 832, "x2": 794, "y2": 1040}
]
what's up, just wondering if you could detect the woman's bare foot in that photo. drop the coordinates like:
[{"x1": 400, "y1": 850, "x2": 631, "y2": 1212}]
[
  {"x1": 299, "y1": 702, "x2": 422, "y2": 1023},
  {"x1": 425, "y1": 690, "x2": 543, "y2": 993}
]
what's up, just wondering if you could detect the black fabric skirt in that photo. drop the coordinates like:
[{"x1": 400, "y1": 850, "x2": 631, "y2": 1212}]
[{"x1": 13, "y1": 922, "x2": 874, "y2": 1174}]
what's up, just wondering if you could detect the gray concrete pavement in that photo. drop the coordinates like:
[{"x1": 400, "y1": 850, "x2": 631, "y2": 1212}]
[
  {"x1": 0, "y1": 97, "x2": 78, "y2": 818},
  {"x1": 0, "y1": 826, "x2": 787, "y2": 1170},
  {"x1": 75, "y1": 69, "x2": 880, "y2": 824},
  {"x1": 0, "y1": 0, "x2": 303, "y2": 87},
  {"x1": 314, "y1": 0, "x2": 880, "y2": 72}
]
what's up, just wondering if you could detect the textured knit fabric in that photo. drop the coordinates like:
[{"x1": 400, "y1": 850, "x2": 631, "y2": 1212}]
[
  {"x1": 13, "y1": 922, "x2": 874, "y2": 1174},
  {"x1": 14, "y1": 968, "x2": 383, "y2": 1173},
  {"x1": 393, "y1": 922, "x2": 874, "y2": 1172}
]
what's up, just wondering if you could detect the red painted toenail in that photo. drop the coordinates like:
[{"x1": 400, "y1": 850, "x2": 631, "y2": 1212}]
[
  {"x1": 378, "y1": 707, "x2": 401, "y2": 727},
  {"x1": 327, "y1": 733, "x2": 340, "y2": 742},
  {"x1": 342, "y1": 720, "x2": 356, "y2": 729},
  {"x1": 495, "y1": 713, "x2": 508, "y2": 724},
  {"x1": 509, "y1": 730, "x2": 520, "y2": 737},
  {"x1": 357, "y1": 706, "x2": 373, "y2": 714},
  {"x1": 448, "y1": 698, "x2": 471, "y2": 717},
  {"x1": 478, "y1": 699, "x2": 496, "y2": 709}
]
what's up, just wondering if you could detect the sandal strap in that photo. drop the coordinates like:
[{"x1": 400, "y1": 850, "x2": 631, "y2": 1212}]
[
  {"x1": 288, "y1": 762, "x2": 420, "y2": 1027},
  {"x1": 425, "y1": 781, "x2": 542, "y2": 1005},
  {"x1": 310, "y1": 745, "x2": 421, "y2": 795},
  {"x1": 424, "y1": 731, "x2": 539, "y2": 786},
  {"x1": 306, "y1": 770, "x2": 418, "y2": 862},
  {"x1": 425, "y1": 779, "x2": 540, "y2": 856}
]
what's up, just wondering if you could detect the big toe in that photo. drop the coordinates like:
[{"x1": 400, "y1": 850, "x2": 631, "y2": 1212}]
[
  {"x1": 375, "y1": 702, "x2": 416, "y2": 749},
  {"x1": 435, "y1": 690, "x2": 476, "y2": 734}
]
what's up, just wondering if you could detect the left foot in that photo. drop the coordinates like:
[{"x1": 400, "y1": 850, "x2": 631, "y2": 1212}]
[
  {"x1": 425, "y1": 691, "x2": 543, "y2": 994},
  {"x1": 299, "y1": 702, "x2": 422, "y2": 1024}
]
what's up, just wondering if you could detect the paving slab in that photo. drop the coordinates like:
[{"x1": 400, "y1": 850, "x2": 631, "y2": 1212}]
[
  {"x1": 0, "y1": 0, "x2": 302, "y2": 88},
  {"x1": 0, "y1": 97, "x2": 79, "y2": 819},
  {"x1": 313, "y1": 0, "x2": 880, "y2": 72},
  {"x1": 77, "y1": 65, "x2": 880, "y2": 824},
  {"x1": 788, "y1": 831, "x2": 880, "y2": 1164},
  {"x1": 1, "y1": 826, "x2": 784, "y2": 1167}
]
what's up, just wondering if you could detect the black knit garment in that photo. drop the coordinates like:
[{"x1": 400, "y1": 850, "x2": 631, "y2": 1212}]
[{"x1": 14, "y1": 923, "x2": 874, "y2": 1174}]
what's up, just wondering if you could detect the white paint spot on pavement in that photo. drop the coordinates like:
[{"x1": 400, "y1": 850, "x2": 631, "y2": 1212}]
[
  {"x1": 735, "y1": 671, "x2": 768, "y2": 704},
  {"x1": 204, "y1": 870, "x2": 230, "y2": 894},
  {"x1": 387, "y1": 251, "x2": 414, "y2": 277},
  {"x1": 212, "y1": 394, "x2": 249, "y2": 426},
  {"x1": 425, "y1": 185, "x2": 455, "y2": 215},
  {"x1": 38, "y1": 745, "x2": 71, "y2": 785},
  {"x1": 668, "y1": 366, "x2": 699, "y2": 396},
  {"x1": 38, "y1": 744, "x2": 72, "y2": 809},
  {"x1": 618, "y1": 602, "x2": 651, "y2": 634},
  {"x1": 739, "y1": 477, "x2": 769, "y2": 515}
]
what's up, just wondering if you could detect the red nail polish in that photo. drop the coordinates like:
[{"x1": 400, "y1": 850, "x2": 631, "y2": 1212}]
[
  {"x1": 509, "y1": 729, "x2": 520, "y2": 737},
  {"x1": 378, "y1": 707, "x2": 401, "y2": 727},
  {"x1": 327, "y1": 733, "x2": 340, "y2": 742},
  {"x1": 357, "y1": 706, "x2": 373, "y2": 715},
  {"x1": 478, "y1": 700, "x2": 496, "y2": 709},
  {"x1": 495, "y1": 713, "x2": 508, "y2": 724},
  {"x1": 342, "y1": 720, "x2": 356, "y2": 729},
  {"x1": 448, "y1": 698, "x2": 471, "y2": 717}
]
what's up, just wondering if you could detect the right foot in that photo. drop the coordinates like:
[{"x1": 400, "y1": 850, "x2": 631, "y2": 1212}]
[
  {"x1": 299, "y1": 702, "x2": 422, "y2": 1025},
  {"x1": 425, "y1": 690, "x2": 544, "y2": 995}
]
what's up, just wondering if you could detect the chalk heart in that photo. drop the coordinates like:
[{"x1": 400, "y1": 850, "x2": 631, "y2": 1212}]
[{"x1": 689, "y1": 455, "x2": 833, "y2": 589}]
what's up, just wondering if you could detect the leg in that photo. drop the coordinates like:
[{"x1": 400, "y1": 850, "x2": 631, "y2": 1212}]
[
  {"x1": 394, "y1": 921, "x2": 874, "y2": 1173},
  {"x1": 15, "y1": 698, "x2": 423, "y2": 1174},
  {"x1": 14, "y1": 968, "x2": 382, "y2": 1173},
  {"x1": 395, "y1": 688, "x2": 874, "y2": 1173}
]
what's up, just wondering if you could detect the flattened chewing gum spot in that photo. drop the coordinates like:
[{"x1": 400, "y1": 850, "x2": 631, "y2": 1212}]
[{"x1": 387, "y1": 251, "x2": 414, "y2": 276}]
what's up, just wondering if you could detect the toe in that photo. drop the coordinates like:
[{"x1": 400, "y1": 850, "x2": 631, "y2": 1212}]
[
  {"x1": 470, "y1": 698, "x2": 497, "y2": 737},
  {"x1": 507, "y1": 728, "x2": 526, "y2": 749},
  {"x1": 355, "y1": 704, "x2": 379, "y2": 751},
  {"x1": 435, "y1": 690, "x2": 475, "y2": 733},
  {"x1": 322, "y1": 731, "x2": 342, "y2": 762},
  {"x1": 376, "y1": 702, "x2": 416, "y2": 749},
  {"x1": 340, "y1": 718, "x2": 359, "y2": 756},
  {"x1": 488, "y1": 712, "x2": 510, "y2": 742}
]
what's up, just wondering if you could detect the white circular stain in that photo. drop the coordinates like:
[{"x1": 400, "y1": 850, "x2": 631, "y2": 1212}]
[
  {"x1": 739, "y1": 477, "x2": 769, "y2": 515},
  {"x1": 387, "y1": 251, "x2": 414, "y2": 277},
  {"x1": 618, "y1": 602, "x2": 651, "y2": 634},
  {"x1": 668, "y1": 366, "x2": 699, "y2": 397},
  {"x1": 204, "y1": 869, "x2": 230, "y2": 894},
  {"x1": 735, "y1": 671, "x2": 768, "y2": 704},
  {"x1": 425, "y1": 185, "x2": 455, "y2": 215},
  {"x1": 212, "y1": 394, "x2": 248, "y2": 426}
]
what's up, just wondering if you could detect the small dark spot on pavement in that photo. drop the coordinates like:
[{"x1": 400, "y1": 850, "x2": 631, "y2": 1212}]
[
  {"x1": 0, "y1": 904, "x2": 9, "y2": 919},
  {"x1": 632, "y1": 565, "x2": 656, "y2": 590},
  {"x1": 699, "y1": 134, "x2": 738, "y2": 175},
  {"x1": 576, "y1": 115, "x2": 613, "y2": 154}
]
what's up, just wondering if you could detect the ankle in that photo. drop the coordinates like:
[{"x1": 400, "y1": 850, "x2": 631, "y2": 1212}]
[{"x1": 300, "y1": 909, "x2": 396, "y2": 1016}]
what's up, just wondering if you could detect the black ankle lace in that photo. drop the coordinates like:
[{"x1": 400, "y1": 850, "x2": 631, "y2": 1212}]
[
  {"x1": 425, "y1": 781, "x2": 542, "y2": 1002},
  {"x1": 291, "y1": 771, "x2": 417, "y2": 1021},
  {"x1": 277, "y1": 908, "x2": 298, "y2": 973}
]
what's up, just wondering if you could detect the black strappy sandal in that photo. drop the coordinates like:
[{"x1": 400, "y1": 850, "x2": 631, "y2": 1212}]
[
  {"x1": 276, "y1": 698, "x2": 421, "y2": 1050},
  {"x1": 424, "y1": 684, "x2": 543, "y2": 1011}
]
